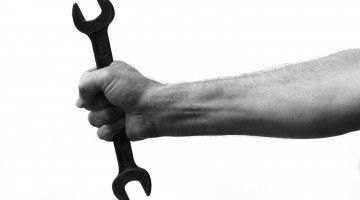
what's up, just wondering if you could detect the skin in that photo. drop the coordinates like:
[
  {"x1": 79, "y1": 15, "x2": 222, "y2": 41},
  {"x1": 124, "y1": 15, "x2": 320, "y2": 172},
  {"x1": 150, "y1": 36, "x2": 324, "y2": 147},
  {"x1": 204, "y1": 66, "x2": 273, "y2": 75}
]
[{"x1": 77, "y1": 49, "x2": 360, "y2": 141}]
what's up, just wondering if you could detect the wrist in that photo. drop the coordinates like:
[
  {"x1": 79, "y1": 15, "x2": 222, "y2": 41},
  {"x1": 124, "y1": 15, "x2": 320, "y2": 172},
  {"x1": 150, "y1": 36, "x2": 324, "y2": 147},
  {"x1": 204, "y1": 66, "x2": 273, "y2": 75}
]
[
  {"x1": 139, "y1": 79, "x2": 251, "y2": 137},
  {"x1": 139, "y1": 82, "x2": 196, "y2": 137}
]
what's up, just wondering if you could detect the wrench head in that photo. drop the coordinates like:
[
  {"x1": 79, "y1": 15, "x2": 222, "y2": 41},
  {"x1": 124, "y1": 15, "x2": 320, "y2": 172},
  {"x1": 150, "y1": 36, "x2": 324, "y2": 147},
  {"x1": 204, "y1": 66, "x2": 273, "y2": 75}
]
[
  {"x1": 72, "y1": 0, "x2": 115, "y2": 34},
  {"x1": 112, "y1": 168, "x2": 152, "y2": 200}
]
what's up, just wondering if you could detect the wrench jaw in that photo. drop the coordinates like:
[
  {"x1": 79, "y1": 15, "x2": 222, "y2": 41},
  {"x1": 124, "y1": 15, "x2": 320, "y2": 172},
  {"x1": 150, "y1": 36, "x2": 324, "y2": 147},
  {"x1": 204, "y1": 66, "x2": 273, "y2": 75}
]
[
  {"x1": 97, "y1": 0, "x2": 112, "y2": 11},
  {"x1": 112, "y1": 168, "x2": 152, "y2": 200},
  {"x1": 72, "y1": 3, "x2": 86, "y2": 23},
  {"x1": 72, "y1": 0, "x2": 115, "y2": 34}
]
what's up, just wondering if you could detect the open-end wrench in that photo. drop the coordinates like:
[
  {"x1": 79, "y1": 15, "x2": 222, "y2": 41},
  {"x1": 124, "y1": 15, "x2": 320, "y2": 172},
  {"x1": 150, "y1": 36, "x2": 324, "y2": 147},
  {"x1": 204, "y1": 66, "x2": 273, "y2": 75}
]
[{"x1": 72, "y1": 0, "x2": 151, "y2": 199}]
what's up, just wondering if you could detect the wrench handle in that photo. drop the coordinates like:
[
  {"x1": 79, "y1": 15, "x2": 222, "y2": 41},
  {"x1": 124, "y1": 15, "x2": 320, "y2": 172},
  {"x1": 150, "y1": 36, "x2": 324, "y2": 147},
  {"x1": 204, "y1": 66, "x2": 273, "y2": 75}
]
[
  {"x1": 89, "y1": 28, "x2": 113, "y2": 68},
  {"x1": 113, "y1": 130, "x2": 137, "y2": 169},
  {"x1": 88, "y1": 28, "x2": 137, "y2": 170}
]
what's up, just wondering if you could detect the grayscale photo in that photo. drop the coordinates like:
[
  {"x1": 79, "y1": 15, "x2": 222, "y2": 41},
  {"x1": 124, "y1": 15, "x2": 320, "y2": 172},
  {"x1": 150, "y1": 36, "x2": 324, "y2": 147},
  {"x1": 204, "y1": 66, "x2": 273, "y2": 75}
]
[{"x1": 1, "y1": 0, "x2": 360, "y2": 199}]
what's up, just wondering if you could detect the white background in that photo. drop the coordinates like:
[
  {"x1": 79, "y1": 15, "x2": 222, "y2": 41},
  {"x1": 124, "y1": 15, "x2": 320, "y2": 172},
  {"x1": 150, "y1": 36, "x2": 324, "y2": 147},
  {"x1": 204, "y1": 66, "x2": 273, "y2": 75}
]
[{"x1": 1, "y1": 0, "x2": 360, "y2": 199}]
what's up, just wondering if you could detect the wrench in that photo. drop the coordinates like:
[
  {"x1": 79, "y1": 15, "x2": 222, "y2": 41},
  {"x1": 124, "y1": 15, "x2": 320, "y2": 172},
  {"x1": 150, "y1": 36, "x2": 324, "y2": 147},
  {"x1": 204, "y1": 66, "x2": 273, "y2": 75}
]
[{"x1": 72, "y1": 0, "x2": 151, "y2": 199}]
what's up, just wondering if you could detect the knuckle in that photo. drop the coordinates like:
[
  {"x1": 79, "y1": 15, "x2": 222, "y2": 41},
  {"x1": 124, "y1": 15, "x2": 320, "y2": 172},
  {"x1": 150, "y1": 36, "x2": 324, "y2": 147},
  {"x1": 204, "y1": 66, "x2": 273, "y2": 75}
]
[
  {"x1": 101, "y1": 68, "x2": 118, "y2": 87},
  {"x1": 100, "y1": 68, "x2": 113, "y2": 84},
  {"x1": 111, "y1": 60, "x2": 122, "y2": 66},
  {"x1": 111, "y1": 61, "x2": 135, "y2": 72},
  {"x1": 112, "y1": 60, "x2": 126, "y2": 67},
  {"x1": 78, "y1": 78, "x2": 86, "y2": 93},
  {"x1": 102, "y1": 66, "x2": 113, "y2": 77},
  {"x1": 78, "y1": 74, "x2": 90, "y2": 96}
]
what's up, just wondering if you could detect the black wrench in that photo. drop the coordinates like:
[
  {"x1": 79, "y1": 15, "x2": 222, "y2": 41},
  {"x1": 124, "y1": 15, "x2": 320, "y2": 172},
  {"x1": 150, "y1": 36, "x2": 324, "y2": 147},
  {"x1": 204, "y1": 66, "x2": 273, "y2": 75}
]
[{"x1": 72, "y1": 0, "x2": 151, "y2": 199}]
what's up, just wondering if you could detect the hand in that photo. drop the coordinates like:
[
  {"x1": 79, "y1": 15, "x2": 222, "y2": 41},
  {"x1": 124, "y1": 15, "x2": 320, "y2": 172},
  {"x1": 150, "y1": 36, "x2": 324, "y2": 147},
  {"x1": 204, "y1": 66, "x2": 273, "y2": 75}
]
[{"x1": 76, "y1": 61, "x2": 163, "y2": 141}]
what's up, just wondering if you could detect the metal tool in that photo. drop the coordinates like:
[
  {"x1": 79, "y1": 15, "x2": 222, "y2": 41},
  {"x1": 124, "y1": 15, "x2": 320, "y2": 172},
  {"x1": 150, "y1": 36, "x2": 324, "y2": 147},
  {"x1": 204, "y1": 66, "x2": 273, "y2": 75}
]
[{"x1": 72, "y1": 0, "x2": 152, "y2": 199}]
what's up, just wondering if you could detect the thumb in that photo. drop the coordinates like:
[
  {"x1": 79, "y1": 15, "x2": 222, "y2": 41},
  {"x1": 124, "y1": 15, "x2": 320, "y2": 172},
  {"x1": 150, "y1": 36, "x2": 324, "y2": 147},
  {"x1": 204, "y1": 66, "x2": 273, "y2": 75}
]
[{"x1": 77, "y1": 68, "x2": 108, "y2": 108}]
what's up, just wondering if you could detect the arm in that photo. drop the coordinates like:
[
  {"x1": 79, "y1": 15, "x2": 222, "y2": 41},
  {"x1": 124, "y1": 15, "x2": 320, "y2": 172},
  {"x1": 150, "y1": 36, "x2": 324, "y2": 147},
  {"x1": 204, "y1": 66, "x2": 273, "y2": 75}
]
[
  {"x1": 77, "y1": 49, "x2": 360, "y2": 141},
  {"x1": 140, "y1": 49, "x2": 360, "y2": 139}
]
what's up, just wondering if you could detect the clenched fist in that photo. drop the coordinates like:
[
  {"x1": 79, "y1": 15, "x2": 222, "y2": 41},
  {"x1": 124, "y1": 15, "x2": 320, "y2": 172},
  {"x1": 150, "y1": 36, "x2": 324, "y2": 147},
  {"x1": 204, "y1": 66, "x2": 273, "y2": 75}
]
[{"x1": 76, "y1": 61, "x2": 163, "y2": 141}]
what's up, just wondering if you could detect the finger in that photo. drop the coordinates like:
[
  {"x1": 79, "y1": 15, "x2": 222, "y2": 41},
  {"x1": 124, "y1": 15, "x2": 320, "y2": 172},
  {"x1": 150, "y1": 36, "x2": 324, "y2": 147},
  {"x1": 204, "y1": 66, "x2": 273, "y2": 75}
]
[
  {"x1": 76, "y1": 67, "x2": 98, "y2": 108},
  {"x1": 77, "y1": 68, "x2": 108, "y2": 108},
  {"x1": 82, "y1": 95, "x2": 113, "y2": 111},
  {"x1": 97, "y1": 119, "x2": 125, "y2": 141},
  {"x1": 76, "y1": 97, "x2": 84, "y2": 108},
  {"x1": 88, "y1": 107, "x2": 124, "y2": 128}
]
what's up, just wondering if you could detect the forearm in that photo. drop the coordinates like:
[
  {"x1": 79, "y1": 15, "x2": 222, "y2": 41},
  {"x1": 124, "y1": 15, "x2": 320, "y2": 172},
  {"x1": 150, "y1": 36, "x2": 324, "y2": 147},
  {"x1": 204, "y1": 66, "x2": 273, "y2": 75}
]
[{"x1": 142, "y1": 49, "x2": 360, "y2": 138}]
